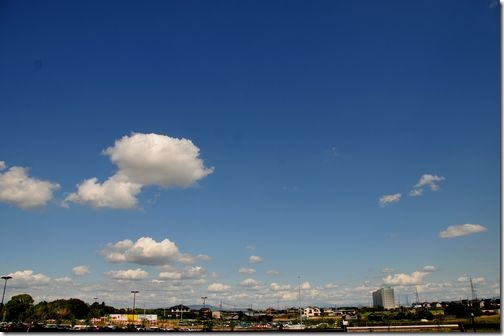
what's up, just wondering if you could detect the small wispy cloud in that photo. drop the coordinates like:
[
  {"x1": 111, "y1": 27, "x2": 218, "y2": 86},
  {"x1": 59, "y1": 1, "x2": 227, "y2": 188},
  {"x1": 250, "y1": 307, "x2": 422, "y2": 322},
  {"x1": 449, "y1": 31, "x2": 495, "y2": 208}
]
[
  {"x1": 457, "y1": 276, "x2": 485, "y2": 284},
  {"x1": 410, "y1": 174, "x2": 445, "y2": 196},
  {"x1": 72, "y1": 265, "x2": 90, "y2": 276},
  {"x1": 439, "y1": 224, "x2": 487, "y2": 238},
  {"x1": 421, "y1": 265, "x2": 437, "y2": 273},
  {"x1": 266, "y1": 270, "x2": 280, "y2": 276},
  {"x1": 249, "y1": 255, "x2": 262, "y2": 264},
  {"x1": 239, "y1": 267, "x2": 256, "y2": 275},
  {"x1": 379, "y1": 193, "x2": 401, "y2": 207}
]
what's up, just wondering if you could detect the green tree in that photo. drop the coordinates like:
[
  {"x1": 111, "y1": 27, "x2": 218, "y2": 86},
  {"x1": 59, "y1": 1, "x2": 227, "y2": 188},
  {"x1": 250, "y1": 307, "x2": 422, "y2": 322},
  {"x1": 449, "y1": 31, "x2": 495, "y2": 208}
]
[{"x1": 5, "y1": 294, "x2": 34, "y2": 321}]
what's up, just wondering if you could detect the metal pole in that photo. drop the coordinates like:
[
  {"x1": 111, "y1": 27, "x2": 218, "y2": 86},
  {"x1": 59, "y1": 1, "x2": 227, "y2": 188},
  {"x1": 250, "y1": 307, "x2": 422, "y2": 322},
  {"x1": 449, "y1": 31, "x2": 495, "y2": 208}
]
[
  {"x1": 0, "y1": 276, "x2": 12, "y2": 322},
  {"x1": 131, "y1": 290, "x2": 139, "y2": 322},
  {"x1": 298, "y1": 276, "x2": 302, "y2": 324},
  {"x1": 470, "y1": 313, "x2": 476, "y2": 332}
]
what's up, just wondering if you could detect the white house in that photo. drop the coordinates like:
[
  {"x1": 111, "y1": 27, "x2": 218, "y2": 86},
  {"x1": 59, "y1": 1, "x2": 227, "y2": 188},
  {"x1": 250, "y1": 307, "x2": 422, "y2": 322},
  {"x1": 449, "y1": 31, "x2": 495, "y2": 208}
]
[{"x1": 303, "y1": 306, "x2": 321, "y2": 318}]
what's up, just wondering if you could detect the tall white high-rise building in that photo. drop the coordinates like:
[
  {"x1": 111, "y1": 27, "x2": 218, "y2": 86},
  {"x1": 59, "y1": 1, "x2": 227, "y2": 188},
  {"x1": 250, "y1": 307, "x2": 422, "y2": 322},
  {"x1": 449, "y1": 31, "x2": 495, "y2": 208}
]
[{"x1": 372, "y1": 287, "x2": 395, "y2": 309}]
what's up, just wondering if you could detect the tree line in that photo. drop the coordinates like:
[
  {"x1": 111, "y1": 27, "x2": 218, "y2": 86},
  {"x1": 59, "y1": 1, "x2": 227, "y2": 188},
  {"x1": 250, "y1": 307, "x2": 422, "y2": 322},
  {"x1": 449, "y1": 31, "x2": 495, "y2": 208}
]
[{"x1": 2, "y1": 294, "x2": 117, "y2": 324}]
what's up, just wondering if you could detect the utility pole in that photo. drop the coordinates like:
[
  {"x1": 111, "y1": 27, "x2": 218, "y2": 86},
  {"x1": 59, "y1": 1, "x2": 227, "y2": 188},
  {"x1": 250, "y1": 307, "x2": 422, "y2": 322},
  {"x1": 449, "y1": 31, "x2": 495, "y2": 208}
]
[
  {"x1": 298, "y1": 276, "x2": 302, "y2": 324},
  {"x1": 470, "y1": 277, "x2": 477, "y2": 302}
]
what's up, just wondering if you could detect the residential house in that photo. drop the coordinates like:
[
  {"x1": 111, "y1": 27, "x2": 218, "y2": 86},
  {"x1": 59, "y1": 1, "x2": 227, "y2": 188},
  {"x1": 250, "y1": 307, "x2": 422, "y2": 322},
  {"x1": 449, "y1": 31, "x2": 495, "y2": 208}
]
[{"x1": 303, "y1": 306, "x2": 321, "y2": 318}]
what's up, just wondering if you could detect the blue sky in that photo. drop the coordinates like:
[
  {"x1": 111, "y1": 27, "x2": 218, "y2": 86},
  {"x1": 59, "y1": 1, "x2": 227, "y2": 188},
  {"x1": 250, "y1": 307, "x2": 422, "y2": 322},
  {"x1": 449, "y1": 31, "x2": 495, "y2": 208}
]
[{"x1": 0, "y1": 0, "x2": 500, "y2": 309}]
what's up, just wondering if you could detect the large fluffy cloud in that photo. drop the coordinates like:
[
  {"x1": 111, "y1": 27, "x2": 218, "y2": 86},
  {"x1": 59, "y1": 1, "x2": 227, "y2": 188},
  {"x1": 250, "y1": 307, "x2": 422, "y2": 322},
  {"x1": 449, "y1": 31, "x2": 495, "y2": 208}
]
[
  {"x1": 270, "y1": 283, "x2": 291, "y2": 291},
  {"x1": 379, "y1": 193, "x2": 401, "y2": 207},
  {"x1": 240, "y1": 278, "x2": 260, "y2": 287},
  {"x1": 439, "y1": 224, "x2": 487, "y2": 238},
  {"x1": 300, "y1": 281, "x2": 311, "y2": 290},
  {"x1": 101, "y1": 237, "x2": 210, "y2": 266},
  {"x1": 65, "y1": 176, "x2": 142, "y2": 209},
  {"x1": 65, "y1": 133, "x2": 214, "y2": 209},
  {"x1": 383, "y1": 271, "x2": 429, "y2": 286},
  {"x1": 158, "y1": 266, "x2": 206, "y2": 280},
  {"x1": 106, "y1": 268, "x2": 148, "y2": 280},
  {"x1": 208, "y1": 283, "x2": 231, "y2": 293},
  {"x1": 7, "y1": 270, "x2": 51, "y2": 288},
  {"x1": 0, "y1": 162, "x2": 60, "y2": 209},
  {"x1": 104, "y1": 133, "x2": 214, "y2": 187}
]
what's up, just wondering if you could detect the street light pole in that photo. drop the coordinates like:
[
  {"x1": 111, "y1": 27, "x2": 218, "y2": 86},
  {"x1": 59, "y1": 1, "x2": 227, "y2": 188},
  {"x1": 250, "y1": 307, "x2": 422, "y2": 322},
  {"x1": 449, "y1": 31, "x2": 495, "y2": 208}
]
[
  {"x1": 1, "y1": 276, "x2": 12, "y2": 322},
  {"x1": 298, "y1": 275, "x2": 302, "y2": 325},
  {"x1": 131, "y1": 290, "x2": 139, "y2": 321}
]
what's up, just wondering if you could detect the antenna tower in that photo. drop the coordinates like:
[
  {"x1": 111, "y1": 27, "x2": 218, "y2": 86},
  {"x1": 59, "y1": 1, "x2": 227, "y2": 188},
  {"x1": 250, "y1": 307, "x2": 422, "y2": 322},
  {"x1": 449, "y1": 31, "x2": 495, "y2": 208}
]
[{"x1": 470, "y1": 277, "x2": 477, "y2": 301}]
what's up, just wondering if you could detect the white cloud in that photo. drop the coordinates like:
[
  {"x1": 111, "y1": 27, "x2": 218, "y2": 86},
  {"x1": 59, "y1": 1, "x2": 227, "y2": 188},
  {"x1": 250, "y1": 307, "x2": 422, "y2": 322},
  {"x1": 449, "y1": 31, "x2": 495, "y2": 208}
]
[
  {"x1": 379, "y1": 193, "x2": 401, "y2": 207},
  {"x1": 280, "y1": 291, "x2": 298, "y2": 301},
  {"x1": 239, "y1": 268, "x2": 256, "y2": 275},
  {"x1": 266, "y1": 270, "x2": 280, "y2": 276},
  {"x1": 7, "y1": 270, "x2": 51, "y2": 287},
  {"x1": 383, "y1": 271, "x2": 429, "y2": 286},
  {"x1": 65, "y1": 176, "x2": 142, "y2": 209},
  {"x1": 249, "y1": 255, "x2": 262, "y2": 264},
  {"x1": 195, "y1": 254, "x2": 212, "y2": 261},
  {"x1": 270, "y1": 283, "x2": 291, "y2": 291},
  {"x1": 72, "y1": 265, "x2": 90, "y2": 276},
  {"x1": 106, "y1": 268, "x2": 148, "y2": 280},
  {"x1": 101, "y1": 237, "x2": 209, "y2": 266},
  {"x1": 439, "y1": 224, "x2": 487, "y2": 238},
  {"x1": 54, "y1": 277, "x2": 72, "y2": 283},
  {"x1": 300, "y1": 281, "x2": 311, "y2": 290},
  {"x1": 409, "y1": 189, "x2": 423, "y2": 197},
  {"x1": 414, "y1": 174, "x2": 445, "y2": 190},
  {"x1": 208, "y1": 283, "x2": 231, "y2": 293},
  {"x1": 104, "y1": 133, "x2": 214, "y2": 187},
  {"x1": 158, "y1": 266, "x2": 206, "y2": 280},
  {"x1": 410, "y1": 174, "x2": 445, "y2": 196},
  {"x1": 65, "y1": 133, "x2": 214, "y2": 209},
  {"x1": 422, "y1": 265, "x2": 437, "y2": 273},
  {"x1": 457, "y1": 276, "x2": 485, "y2": 284},
  {"x1": 0, "y1": 163, "x2": 60, "y2": 209},
  {"x1": 240, "y1": 278, "x2": 260, "y2": 287},
  {"x1": 382, "y1": 268, "x2": 395, "y2": 273},
  {"x1": 324, "y1": 282, "x2": 339, "y2": 289}
]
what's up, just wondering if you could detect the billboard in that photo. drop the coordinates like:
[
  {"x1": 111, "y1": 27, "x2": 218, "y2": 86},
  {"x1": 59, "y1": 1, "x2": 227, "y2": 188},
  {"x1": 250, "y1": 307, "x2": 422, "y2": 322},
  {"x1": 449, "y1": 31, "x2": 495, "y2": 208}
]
[{"x1": 108, "y1": 314, "x2": 158, "y2": 322}]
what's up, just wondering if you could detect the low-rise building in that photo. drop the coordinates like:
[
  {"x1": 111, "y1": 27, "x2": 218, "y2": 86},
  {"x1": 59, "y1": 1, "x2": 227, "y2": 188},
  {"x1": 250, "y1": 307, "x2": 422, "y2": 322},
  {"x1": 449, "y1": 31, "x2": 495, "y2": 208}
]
[{"x1": 303, "y1": 306, "x2": 321, "y2": 318}]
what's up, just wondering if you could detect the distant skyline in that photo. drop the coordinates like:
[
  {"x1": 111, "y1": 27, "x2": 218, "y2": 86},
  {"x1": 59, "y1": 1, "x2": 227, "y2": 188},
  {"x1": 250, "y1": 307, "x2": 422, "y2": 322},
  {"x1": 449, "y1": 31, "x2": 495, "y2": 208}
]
[{"x1": 0, "y1": 0, "x2": 500, "y2": 309}]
